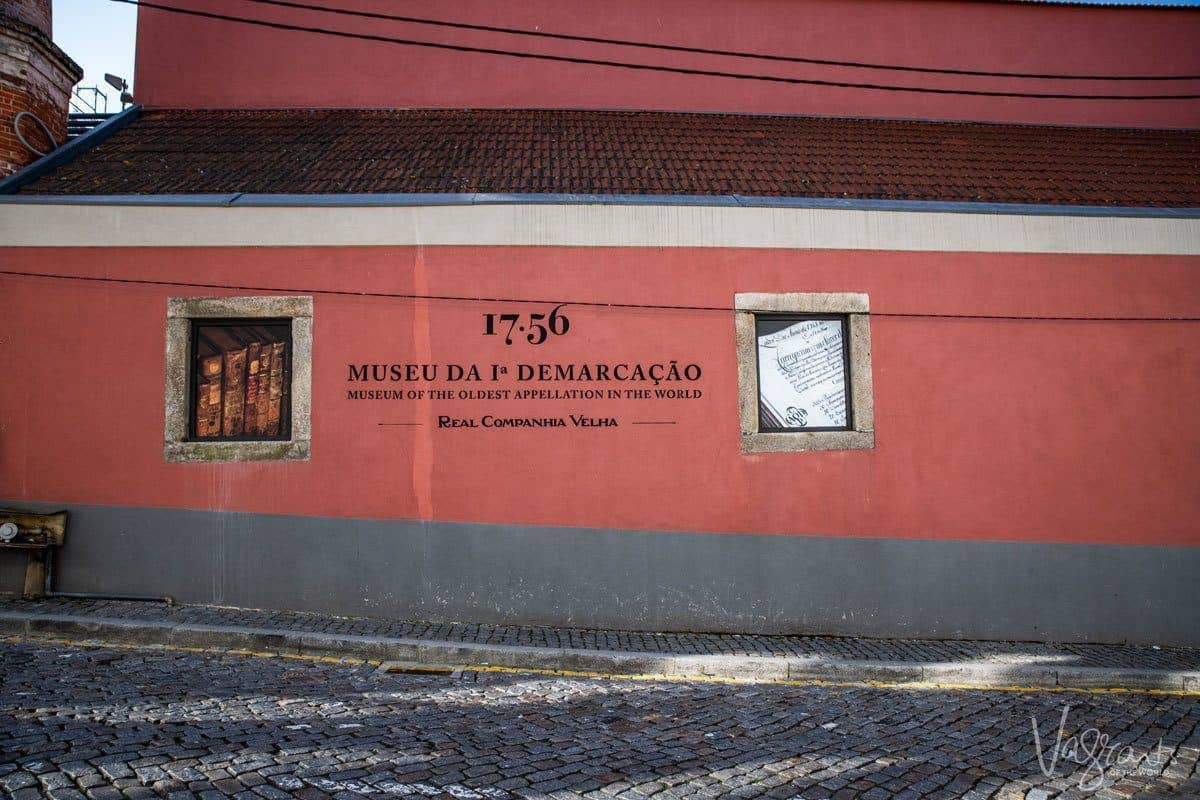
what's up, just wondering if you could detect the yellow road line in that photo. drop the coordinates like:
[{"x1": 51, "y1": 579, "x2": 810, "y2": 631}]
[
  {"x1": 461, "y1": 663, "x2": 1200, "y2": 696},
  {"x1": 5, "y1": 633, "x2": 1197, "y2": 697}
]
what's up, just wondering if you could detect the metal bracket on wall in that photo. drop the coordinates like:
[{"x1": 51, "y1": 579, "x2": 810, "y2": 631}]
[{"x1": 0, "y1": 506, "x2": 171, "y2": 603}]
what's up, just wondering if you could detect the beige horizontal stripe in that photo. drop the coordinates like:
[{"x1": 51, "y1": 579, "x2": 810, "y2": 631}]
[{"x1": 1, "y1": 202, "x2": 1198, "y2": 254}]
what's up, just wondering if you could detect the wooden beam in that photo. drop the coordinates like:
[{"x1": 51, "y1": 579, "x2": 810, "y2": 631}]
[{"x1": 22, "y1": 551, "x2": 46, "y2": 599}]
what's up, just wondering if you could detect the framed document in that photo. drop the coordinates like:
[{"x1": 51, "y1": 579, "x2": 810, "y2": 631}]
[{"x1": 755, "y1": 315, "x2": 851, "y2": 431}]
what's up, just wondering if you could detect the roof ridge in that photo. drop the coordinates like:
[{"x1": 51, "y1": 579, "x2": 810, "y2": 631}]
[{"x1": 133, "y1": 107, "x2": 1200, "y2": 136}]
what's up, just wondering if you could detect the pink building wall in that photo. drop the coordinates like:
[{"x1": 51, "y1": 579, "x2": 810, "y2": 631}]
[
  {"x1": 4, "y1": 2, "x2": 1198, "y2": 641},
  {"x1": 133, "y1": 0, "x2": 1200, "y2": 127},
  {"x1": 1, "y1": 245, "x2": 1197, "y2": 547}
]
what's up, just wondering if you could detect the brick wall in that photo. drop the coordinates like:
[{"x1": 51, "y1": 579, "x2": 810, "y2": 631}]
[
  {"x1": 3, "y1": 0, "x2": 51, "y2": 36},
  {"x1": 0, "y1": 0, "x2": 79, "y2": 178},
  {"x1": 0, "y1": 82, "x2": 65, "y2": 175}
]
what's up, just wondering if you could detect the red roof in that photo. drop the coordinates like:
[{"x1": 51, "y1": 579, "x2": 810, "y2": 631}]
[{"x1": 15, "y1": 108, "x2": 1200, "y2": 206}]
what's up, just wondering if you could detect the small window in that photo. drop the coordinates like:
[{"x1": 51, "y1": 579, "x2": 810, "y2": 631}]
[
  {"x1": 755, "y1": 315, "x2": 851, "y2": 432},
  {"x1": 191, "y1": 320, "x2": 292, "y2": 441},
  {"x1": 164, "y1": 296, "x2": 312, "y2": 462},
  {"x1": 735, "y1": 293, "x2": 873, "y2": 453}
]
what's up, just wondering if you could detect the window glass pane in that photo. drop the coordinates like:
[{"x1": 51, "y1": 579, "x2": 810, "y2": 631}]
[
  {"x1": 192, "y1": 322, "x2": 290, "y2": 439},
  {"x1": 756, "y1": 317, "x2": 849, "y2": 430}
]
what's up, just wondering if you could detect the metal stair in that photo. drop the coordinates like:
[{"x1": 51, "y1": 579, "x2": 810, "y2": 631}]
[{"x1": 67, "y1": 113, "x2": 113, "y2": 140}]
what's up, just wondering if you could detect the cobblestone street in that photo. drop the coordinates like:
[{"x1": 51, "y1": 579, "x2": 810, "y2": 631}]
[{"x1": 2, "y1": 638, "x2": 1198, "y2": 799}]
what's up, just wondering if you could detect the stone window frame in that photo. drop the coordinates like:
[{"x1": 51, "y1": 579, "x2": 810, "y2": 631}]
[
  {"x1": 735, "y1": 292, "x2": 874, "y2": 453},
  {"x1": 164, "y1": 296, "x2": 312, "y2": 462}
]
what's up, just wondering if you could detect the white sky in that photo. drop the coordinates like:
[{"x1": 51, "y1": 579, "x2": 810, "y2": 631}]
[{"x1": 52, "y1": 0, "x2": 137, "y2": 112}]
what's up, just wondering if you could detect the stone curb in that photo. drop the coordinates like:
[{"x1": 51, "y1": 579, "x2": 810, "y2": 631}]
[{"x1": 2, "y1": 611, "x2": 1196, "y2": 693}]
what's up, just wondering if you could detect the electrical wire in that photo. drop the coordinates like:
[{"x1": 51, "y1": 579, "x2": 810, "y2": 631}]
[
  {"x1": 229, "y1": 0, "x2": 1200, "y2": 82},
  {"x1": 2, "y1": 268, "x2": 1197, "y2": 322},
  {"x1": 111, "y1": 0, "x2": 1200, "y2": 100},
  {"x1": 13, "y1": 112, "x2": 57, "y2": 157}
]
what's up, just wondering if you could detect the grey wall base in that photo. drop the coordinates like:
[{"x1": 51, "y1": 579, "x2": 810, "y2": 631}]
[{"x1": 1, "y1": 500, "x2": 1196, "y2": 646}]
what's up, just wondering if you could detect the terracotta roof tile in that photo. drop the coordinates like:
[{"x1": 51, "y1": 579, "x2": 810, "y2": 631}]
[{"x1": 16, "y1": 108, "x2": 1200, "y2": 206}]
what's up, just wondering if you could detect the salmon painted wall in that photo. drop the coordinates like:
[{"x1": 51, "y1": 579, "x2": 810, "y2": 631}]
[
  {"x1": 132, "y1": 0, "x2": 1200, "y2": 128},
  {"x1": 1, "y1": 245, "x2": 1198, "y2": 547}
]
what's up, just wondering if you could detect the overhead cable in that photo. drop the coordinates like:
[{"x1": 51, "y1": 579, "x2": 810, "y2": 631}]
[
  {"x1": 111, "y1": 0, "x2": 1200, "y2": 100},
  {"x1": 230, "y1": 0, "x2": 1200, "y2": 82},
  {"x1": 3, "y1": 268, "x2": 1198, "y2": 322}
]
